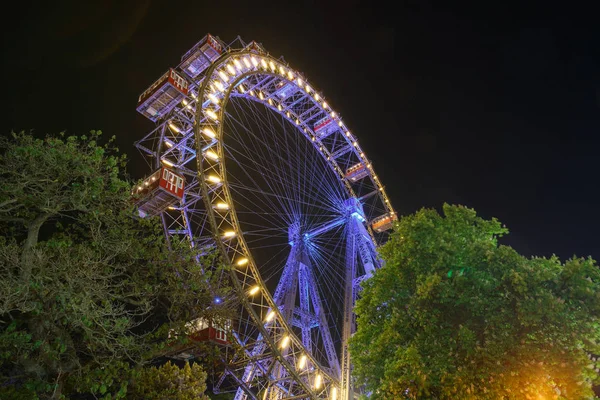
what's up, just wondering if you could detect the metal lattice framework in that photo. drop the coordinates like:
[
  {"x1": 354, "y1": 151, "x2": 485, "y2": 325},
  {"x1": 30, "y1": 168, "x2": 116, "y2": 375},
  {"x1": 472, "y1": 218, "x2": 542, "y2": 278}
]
[{"x1": 134, "y1": 35, "x2": 396, "y2": 399}]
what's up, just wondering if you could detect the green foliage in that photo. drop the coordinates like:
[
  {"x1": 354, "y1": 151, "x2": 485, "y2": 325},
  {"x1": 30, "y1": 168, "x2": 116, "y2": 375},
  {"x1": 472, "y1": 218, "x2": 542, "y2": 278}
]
[
  {"x1": 127, "y1": 361, "x2": 209, "y2": 400},
  {"x1": 350, "y1": 204, "x2": 600, "y2": 399},
  {"x1": 0, "y1": 131, "x2": 233, "y2": 399}
]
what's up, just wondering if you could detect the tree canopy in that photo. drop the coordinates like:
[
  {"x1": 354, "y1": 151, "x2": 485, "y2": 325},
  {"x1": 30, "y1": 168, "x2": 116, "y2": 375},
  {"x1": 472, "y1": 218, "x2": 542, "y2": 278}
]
[
  {"x1": 350, "y1": 204, "x2": 600, "y2": 399},
  {"x1": 127, "y1": 361, "x2": 209, "y2": 400},
  {"x1": 0, "y1": 131, "x2": 233, "y2": 399}
]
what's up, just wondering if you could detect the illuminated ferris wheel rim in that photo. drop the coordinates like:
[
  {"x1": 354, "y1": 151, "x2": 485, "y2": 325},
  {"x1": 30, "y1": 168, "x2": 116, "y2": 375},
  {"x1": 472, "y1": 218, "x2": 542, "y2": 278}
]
[
  {"x1": 193, "y1": 50, "x2": 395, "y2": 223},
  {"x1": 193, "y1": 51, "x2": 395, "y2": 282},
  {"x1": 187, "y1": 47, "x2": 394, "y2": 390}
]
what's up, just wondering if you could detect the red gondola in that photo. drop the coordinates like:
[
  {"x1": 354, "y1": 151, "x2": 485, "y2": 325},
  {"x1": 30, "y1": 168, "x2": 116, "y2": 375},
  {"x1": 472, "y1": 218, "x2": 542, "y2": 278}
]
[
  {"x1": 132, "y1": 167, "x2": 185, "y2": 218},
  {"x1": 180, "y1": 34, "x2": 222, "y2": 78},
  {"x1": 136, "y1": 68, "x2": 189, "y2": 121}
]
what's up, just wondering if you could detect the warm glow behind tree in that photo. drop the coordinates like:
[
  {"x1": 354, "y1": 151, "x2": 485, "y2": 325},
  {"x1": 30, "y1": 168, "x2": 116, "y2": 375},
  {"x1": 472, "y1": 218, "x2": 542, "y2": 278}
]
[{"x1": 350, "y1": 204, "x2": 600, "y2": 399}]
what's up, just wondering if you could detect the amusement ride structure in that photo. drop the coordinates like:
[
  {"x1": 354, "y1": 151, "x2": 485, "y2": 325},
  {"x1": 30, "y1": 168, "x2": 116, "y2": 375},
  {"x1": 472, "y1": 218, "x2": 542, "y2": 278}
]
[{"x1": 133, "y1": 35, "x2": 397, "y2": 400}]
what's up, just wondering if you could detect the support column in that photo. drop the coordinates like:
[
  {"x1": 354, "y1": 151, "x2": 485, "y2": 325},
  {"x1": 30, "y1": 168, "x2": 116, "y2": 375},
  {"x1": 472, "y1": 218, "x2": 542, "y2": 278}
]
[{"x1": 340, "y1": 221, "x2": 357, "y2": 400}]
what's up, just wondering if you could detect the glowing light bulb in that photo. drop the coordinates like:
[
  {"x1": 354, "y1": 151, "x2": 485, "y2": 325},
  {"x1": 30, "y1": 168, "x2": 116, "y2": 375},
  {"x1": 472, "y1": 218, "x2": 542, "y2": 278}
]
[
  {"x1": 331, "y1": 387, "x2": 337, "y2": 400},
  {"x1": 269, "y1": 60, "x2": 276, "y2": 71},
  {"x1": 287, "y1": 70, "x2": 294, "y2": 80},
  {"x1": 248, "y1": 286, "x2": 260, "y2": 295},
  {"x1": 214, "y1": 202, "x2": 229, "y2": 210},
  {"x1": 233, "y1": 59, "x2": 242, "y2": 70},
  {"x1": 265, "y1": 310, "x2": 275, "y2": 322},
  {"x1": 215, "y1": 81, "x2": 225, "y2": 92},
  {"x1": 161, "y1": 159, "x2": 174, "y2": 167},
  {"x1": 207, "y1": 175, "x2": 221, "y2": 183},
  {"x1": 205, "y1": 150, "x2": 219, "y2": 160},
  {"x1": 202, "y1": 128, "x2": 216, "y2": 138},
  {"x1": 322, "y1": 102, "x2": 328, "y2": 109},
  {"x1": 314, "y1": 374, "x2": 322, "y2": 389},
  {"x1": 251, "y1": 56, "x2": 258, "y2": 67},
  {"x1": 222, "y1": 230, "x2": 236, "y2": 238},
  {"x1": 331, "y1": 111, "x2": 336, "y2": 118},
  {"x1": 168, "y1": 122, "x2": 180, "y2": 133},
  {"x1": 298, "y1": 355, "x2": 307, "y2": 369},
  {"x1": 218, "y1": 70, "x2": 229, "y2": 82},
  {"x1": 206, "y1": 109, "x2": 218, "y2": 120},
  {"x1": 208, "y1": 93, "x2": 219, "y2": 105},
  {"x1": 236, "y1": 258, "x2": 249, "y2": 266},
  {"x1": 279, "y1": 65, "x2": 286, "y2": 75},
  {"x1": 227, "y1": 64, "x2": 236, "y2": 75},
  {"x1": 280, "y1": 336, "x2": 290, "y2": 349},
  {"x1": 260, "y1": 59, "x2": 268, "y2": 69},
  {"x1": 243, "y1": 57, "x2": 251, "y2": 68}
]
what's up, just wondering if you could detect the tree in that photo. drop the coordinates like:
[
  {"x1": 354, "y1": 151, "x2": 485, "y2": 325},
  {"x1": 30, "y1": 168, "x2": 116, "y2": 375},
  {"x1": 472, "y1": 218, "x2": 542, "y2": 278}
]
[
  {"x1": 127, "y1": 361, "x2": 209, "y2": 400},
  {"x1": 350, "y1": 204, "x2": 600, "y2": 399},
  {"x1": 0, "y1": 131, "x2": 233, "y2": 399}
]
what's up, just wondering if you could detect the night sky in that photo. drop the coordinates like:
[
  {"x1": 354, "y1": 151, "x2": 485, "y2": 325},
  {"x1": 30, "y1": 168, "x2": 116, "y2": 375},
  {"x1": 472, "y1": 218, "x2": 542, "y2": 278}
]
[{"x1": 3, "y1": 1, "x2": 599, "y2": 261}]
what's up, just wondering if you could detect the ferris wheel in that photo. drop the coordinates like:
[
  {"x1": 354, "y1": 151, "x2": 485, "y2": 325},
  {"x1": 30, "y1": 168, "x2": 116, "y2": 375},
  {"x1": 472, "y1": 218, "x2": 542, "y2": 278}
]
[{"x1": 133, "y1": 35, "x2": 397, "y2": 400}]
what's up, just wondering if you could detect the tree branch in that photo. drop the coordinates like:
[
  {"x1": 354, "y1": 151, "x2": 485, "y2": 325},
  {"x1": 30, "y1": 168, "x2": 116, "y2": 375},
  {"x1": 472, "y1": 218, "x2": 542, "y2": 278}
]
[{"x1": 20, "y1": 213, "x2": 52, "y2": 281}]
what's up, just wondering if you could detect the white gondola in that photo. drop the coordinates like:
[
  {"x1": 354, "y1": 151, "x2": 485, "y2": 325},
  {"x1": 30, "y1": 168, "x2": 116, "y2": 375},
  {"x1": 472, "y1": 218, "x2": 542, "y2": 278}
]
[
  {"x1": 313, "y1": 116, "x2": 338, "y2": 138},
  {"x1": 274, "y1": 79, "x2": 297, "y2": 99}
]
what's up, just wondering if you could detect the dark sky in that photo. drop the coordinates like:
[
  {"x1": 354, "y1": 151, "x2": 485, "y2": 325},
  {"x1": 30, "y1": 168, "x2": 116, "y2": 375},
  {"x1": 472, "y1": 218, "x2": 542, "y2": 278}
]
[{"x1": 3, "y1": 0, "x2": 599, "y2": 260}]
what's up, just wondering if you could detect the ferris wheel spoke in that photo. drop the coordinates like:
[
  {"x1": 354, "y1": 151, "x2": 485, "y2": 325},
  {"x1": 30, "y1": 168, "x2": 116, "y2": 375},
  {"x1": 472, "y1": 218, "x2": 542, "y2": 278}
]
[
  {"x1": 224, "y1": 147, "x2": 341, "y2": 221},
  {"x1": 224, "y1": 103, "x2": 346, "y2": 214},
  {"x1": 223, "y1": 144, "x2": 330, "y2": 223}
]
